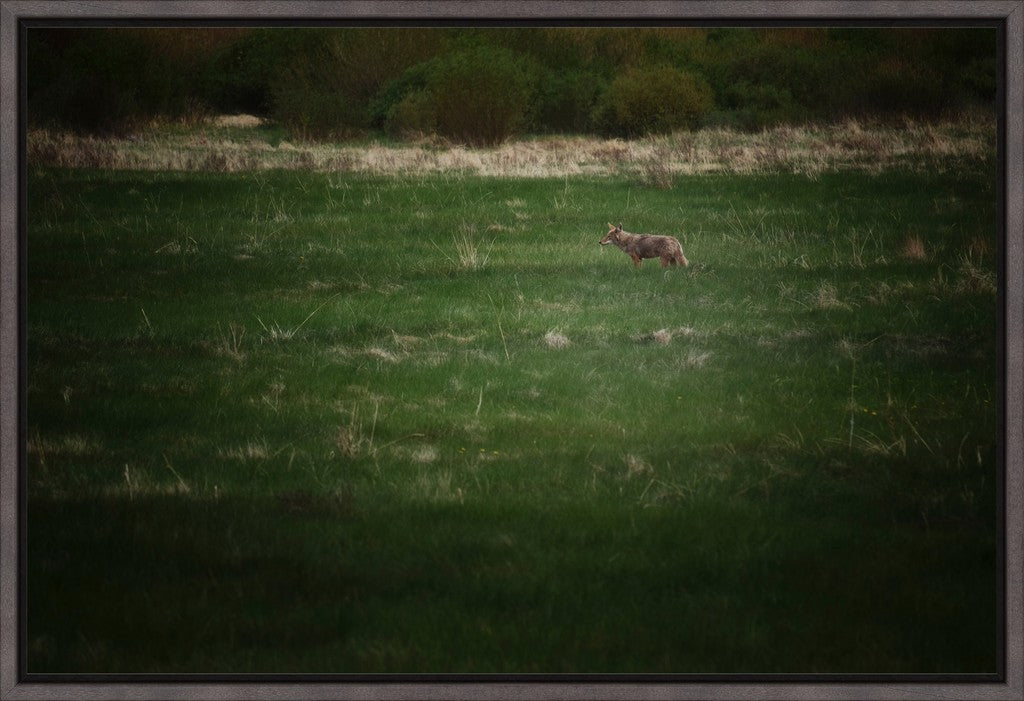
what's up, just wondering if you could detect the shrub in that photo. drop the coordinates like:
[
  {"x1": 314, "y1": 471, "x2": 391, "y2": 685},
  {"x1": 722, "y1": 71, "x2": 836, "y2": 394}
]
[
  {"x1": 28, "y1": 29, "x2": 193, "y2": 135},
  {"x1": 386, "y1": 90, "x2": 436, "y2": 138},
  {"x1": 827, "y1": 57, "x2": 947, "y2": 121},
  {"x1": 958, "y1": 56, "x2": 997, "y2": 104},
  {"x1": 592, "y1": 64, "x2": 713, "y2": 137},
  {"x1": 533, "y1": 69, "x2": 606, "y2": 134},
  {"x1": 197, "y1": 29, "x2": 297, "y2": 115},
  {"x1": 426, "y1": 46, "x2": 537, "y2": 146},
  {"x1": 373, "y1": 46, "x2": 540, "y2": 142},
  {"x1": 719, "y1": 80, "x2": 801, "y2": 131},
  {"x1": 369, "y1": 61, "x2": 435, "y2": 135},
  {"x1": 271, "y1": 29, "x2": 446, "y2": 141},
  {"x1": 695, "y1": 31, "x2": 833, "y2": 128},
  {"x1": 272, "y1": 83, "x2": 368, "y2": 141}
]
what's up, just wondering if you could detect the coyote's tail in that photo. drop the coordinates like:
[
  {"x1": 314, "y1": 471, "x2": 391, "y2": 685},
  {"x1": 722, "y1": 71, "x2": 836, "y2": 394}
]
[{"x1": 676, "y1": 250, "x2": 690, "y2": 267}]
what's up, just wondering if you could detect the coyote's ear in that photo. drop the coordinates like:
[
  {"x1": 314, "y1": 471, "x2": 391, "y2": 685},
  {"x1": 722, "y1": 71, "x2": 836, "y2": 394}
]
[
  {"x1": 607, "y1": 222, "x2": 615, "y2": 230},
  {"x1": 618, "y1": 223, "x2": 623, "y2": 230}
]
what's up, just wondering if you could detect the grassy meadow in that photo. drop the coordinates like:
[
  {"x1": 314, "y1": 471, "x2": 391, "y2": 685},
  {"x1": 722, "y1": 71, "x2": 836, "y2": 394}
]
[{"x1": 25, "y1": 122, "x2": 1000, "y2": 674}]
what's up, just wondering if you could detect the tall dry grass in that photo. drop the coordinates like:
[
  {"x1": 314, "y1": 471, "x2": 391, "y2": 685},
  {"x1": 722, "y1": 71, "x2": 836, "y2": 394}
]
[{"x1": 27, "y1": 116, "x2": 995, "y2": 178}]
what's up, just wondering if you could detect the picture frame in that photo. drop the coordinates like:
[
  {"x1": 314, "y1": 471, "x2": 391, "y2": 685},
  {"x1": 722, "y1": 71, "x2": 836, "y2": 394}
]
[{"x1": 1, "y1": 2, "x2": 1021, "y2": 699}]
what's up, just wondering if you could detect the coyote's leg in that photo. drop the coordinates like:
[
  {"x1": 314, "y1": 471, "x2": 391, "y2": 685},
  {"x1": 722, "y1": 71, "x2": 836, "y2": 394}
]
[
  {"x1": 630, "y1": 253, "x2": 643, "y2": 267},
  {"x1": 660, "y1": 256, "x2": 671, "y2": 267}
]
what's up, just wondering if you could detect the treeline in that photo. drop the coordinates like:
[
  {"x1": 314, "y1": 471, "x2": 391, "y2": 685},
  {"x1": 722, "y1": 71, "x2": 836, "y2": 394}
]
[{"x1": 27, "y1": 27, "x2": 997, "y2": 144}]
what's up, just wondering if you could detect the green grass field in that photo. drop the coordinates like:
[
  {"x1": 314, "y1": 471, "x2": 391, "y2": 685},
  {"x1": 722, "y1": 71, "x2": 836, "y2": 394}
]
[{"x1": 26, "y1": 144, "x2": 999, "y2": 673}]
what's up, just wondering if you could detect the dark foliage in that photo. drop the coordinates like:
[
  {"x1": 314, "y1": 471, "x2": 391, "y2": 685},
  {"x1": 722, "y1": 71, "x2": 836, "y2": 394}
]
[
  {"x1": 27, "y1": 27, "x2": 998, "y2": 140},
  {"x1": 426, "y1": 46, "x2": 538, "y2": 146},
  {"x1": 593, "y1": 65, "x2": 714, "y2": 136},
  {"x1": 28, "y1": 29, "x2": 197, "y2": 135}
]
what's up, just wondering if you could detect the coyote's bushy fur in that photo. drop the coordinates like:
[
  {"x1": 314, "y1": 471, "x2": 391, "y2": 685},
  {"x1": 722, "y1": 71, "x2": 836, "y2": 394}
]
[{"x1": 599, "y1": 223, "x2": 689, "y2": 268}]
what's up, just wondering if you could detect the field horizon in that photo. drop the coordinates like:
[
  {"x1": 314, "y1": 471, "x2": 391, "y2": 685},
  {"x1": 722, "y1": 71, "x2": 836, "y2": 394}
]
[
  {"x1": 28, "y1": 113, "x2": 994, "y2": 178},
  {"x1": 25, "y1": 118, "x2": 1000, "y2": 674}
]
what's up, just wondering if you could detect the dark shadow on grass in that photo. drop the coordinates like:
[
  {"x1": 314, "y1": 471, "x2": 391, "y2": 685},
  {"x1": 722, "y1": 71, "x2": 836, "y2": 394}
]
[{"x1": 26, "y1": 480, "x2": 997, "y2": 675}]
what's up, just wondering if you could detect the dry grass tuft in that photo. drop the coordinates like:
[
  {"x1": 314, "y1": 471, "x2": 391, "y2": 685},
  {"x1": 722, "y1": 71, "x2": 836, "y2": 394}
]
[
  {"x1": 432, "y1": 232, "x2": 493, "y2": 270},
  {"x1": 812, "y1": 282, "x2": 850, "y2": 310},
  {"x1": 955, "y1": 252, "x2": 997, "y2": 295},
  {"x1": 334, "y1": 403, "x2": 380, "y2": 459},
  {"x1": 636, "y1": 329, "x2": 673, "y2": 345},
  {"x1": 391, "y1": 333, "x2": 423, "y2": 349},
  {"x1": 366, "y1": 347, "x2": 404, "y2": 363},
  {"x1": 413, "y1": 469, "x2": 464, "y2": 504},
  {"x1": 213, "y1": 323, "x2": 247, "y2": 361},
  {"x1": 674, "y1": 326, "x2": 701, "y2": 338},
  {"x1": 27, "y1": 432, "x2": 102, "y2": 458},
  {"x1": 682, "y1": 349, "x2": 713, "y2": 369},
  {"x1": 624, "y1": 454, "x2": 655, "y2": 480},
  {"x1": 214, "y1": 114, "x2": 264, "y2": 128},
  {"x1": 967, "y1": 235, "x2": 993, "y2": 258},
  {"x1": 867, "y1": 280, "x2": 916, "y2": 305},
  {"x1": 335, "y1": 426, "x2": 361, "y2": 458},
  {"x1": 543, "y1": 330, "x2": 571, "y2": 349},
  {"x1": 411, "y1": 445, "x2": 439, "y2": 464},
  {"x1": 636, "y1": 144, "x2": 675, "y2": 189},
  {"x1": 218, "y1": 439, "x2": 272, "y2": 462},
  {"x1": 113, "y1": 463, "x2": 193, "y2": 500},
  {"x1": 901, "y1": 234, "x2": 928, "y2": 261}
]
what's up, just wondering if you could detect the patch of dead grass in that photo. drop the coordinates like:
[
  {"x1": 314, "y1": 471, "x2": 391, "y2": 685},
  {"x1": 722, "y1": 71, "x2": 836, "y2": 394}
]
[
  {"x1": 410, "y1": 445, "x2": 439, "y2": 464},
  {"x1": 636, "y1": 328, "x2": 673, "y2": 345},
  {"x1": 27, "y1": 117, "x2": 995, "y2": 177},
  {"x1": 812, "y1": 282, "x2": 851, "y2": 310},
  {"x1": 901, "y1": 234, "x2": 928, "y2": 261},
  {"x1": 366, "y1": 347, "x2": 405, "y2": 363},
  {"x1": 217, "y1": 439, "x2": 273, "y2": 462},
  {"x1": 624, "y1": 454, "x2": 654, "y2": 480},
  {"x1": 213, "y1": 114, "x2": 264, "y2": 128},
  {"x1": 543, "y1": 330, "x2": 571, "y2": 349},
  {"x1": 682, "y1": 349, "x2": 713, "y2": 369},
  {"x1": 27, "y1": 432, "x2": 103, "y2": 458}
]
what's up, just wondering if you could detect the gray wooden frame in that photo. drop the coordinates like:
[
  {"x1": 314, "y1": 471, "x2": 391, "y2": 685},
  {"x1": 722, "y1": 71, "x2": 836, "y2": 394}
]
[{"x1": 1, "y1": 3, "x2": 1020, "y2": 699}]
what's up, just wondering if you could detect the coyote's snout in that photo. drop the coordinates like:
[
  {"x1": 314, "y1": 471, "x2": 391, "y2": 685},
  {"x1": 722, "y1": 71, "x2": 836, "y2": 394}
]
[{"x1": 599, "y1": 223, "x2": 689, "y2": 268}]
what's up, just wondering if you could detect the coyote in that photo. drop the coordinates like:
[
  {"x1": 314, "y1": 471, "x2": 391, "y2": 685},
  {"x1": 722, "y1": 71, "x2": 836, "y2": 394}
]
[{"x1": 599, "y1": 223, "x2": 689, "y2": 268}]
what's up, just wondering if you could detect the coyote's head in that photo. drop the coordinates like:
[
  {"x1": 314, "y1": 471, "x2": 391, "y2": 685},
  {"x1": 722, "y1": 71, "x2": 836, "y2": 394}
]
[{"x1": 600, "y1": 223, "x2": 624, "y2": 245}]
